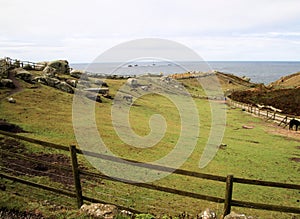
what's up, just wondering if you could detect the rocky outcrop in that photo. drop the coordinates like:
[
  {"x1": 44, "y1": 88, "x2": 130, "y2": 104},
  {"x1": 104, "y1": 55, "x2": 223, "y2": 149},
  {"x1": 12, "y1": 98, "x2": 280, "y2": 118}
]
[
  {"x1": 0, "y1": 58, "x2": 9, "y2": 78},
  {"x1": 14, "y1": 68, "x2": 33, "y2": 83},
  {"x1": 80, "y1": 203, "x2": 118, "y2": 219},
  {"x1": 95, "y1": 79, "x2": 108, "y2": 87},
  {"x1": 34, "y1": 76, "x2": 74, "y2": 94},
  {"x1": 55, "y1": 81, "x2": 74, "y2": 94},
  {"x1": 43, "y1": 60, "x2": 70, "y2": 77},
  {"x1": 224, "y1": 212, "x2": 253, "y2": 219},
  {"x1": 35, "y1": 61, "x2": 48, "y2": 71},
  {"x1": 0, "y1": 79, "x2": 15, "y2": 88},
  {"x1": 70, "y1": 69, "x2": 88, "y2": 80}
]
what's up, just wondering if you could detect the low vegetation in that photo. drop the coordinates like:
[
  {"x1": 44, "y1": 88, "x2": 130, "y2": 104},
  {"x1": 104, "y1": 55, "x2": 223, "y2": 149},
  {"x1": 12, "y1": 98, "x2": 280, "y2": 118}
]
[{"x1": 0, "y1": 69, "x2": 300, "y2": 218}]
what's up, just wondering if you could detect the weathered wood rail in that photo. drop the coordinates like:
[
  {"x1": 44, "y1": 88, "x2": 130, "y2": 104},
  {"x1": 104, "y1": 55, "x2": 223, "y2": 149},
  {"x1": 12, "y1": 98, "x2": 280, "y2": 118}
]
[
  {"x1": 227, "y1": 98, "x2": 300, "y2": 128},
  {"x1": 1, "y1": 57, "x2": 45, "y2": 72},
  {"x1": 0, "y1": 130, "x2": 299, "y2": 217}
]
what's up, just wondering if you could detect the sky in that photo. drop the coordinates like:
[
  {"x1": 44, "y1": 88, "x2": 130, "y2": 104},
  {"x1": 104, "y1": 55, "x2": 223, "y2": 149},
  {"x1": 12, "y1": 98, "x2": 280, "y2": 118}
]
[{"x1": 1, "y1": 0, "x2": 300, "y2": 63}]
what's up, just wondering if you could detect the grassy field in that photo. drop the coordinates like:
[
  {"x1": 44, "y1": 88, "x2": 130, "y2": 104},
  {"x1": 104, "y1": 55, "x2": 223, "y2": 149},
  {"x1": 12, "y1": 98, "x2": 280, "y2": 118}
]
[{"x1": 0, "y1": 75, "x2": 300, "y2": 218}]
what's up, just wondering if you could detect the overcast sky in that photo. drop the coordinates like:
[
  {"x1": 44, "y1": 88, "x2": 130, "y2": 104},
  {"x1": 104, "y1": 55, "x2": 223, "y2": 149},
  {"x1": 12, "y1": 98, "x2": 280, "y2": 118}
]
[{"x1": 1, "y1": 0, "x2": 300, "y2": 63}]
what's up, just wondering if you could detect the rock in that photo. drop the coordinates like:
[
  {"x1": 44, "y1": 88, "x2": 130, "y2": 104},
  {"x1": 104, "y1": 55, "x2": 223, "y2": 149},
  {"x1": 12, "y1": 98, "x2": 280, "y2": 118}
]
[
  {"x1": 43, "y1": 66, "x2": 57, "y2": 77},
  {"x1": 0, "y1": 59, "x2": 9, "y2": 78},
  {"x1": 35, "y1": 61, "x2": 48, "y2": 71},
  {"x1": 127, "y1": 78, "x2": 138, "y2": 88},
  {"x1": 33, "y1": 76, "x2": 48, "y2": 85},
  {"x1": 23, "y1": 64, "x2": 33, "y2": 70},
  {"x1": 85, "y1": 92, "x2": 102, "y2": 103},
  {"x1": 70, "y1": 69, "x2": 88, "y2": 79},
  {"x1": 0, "y1": 79, "x2": 15, "y2": 88},
  {"x1": 119, "y1": 210, "x2": 134, "y2": 218},
  {"x1": 45, "y1": 77, "x2": 61, "y2": 87},
  {"x1": 198, "y1": 208, "x2": 217, "y2": 219},
  {"x1": 80, "y1": 203, "x2": 118, "y2": 219},
  {"x1": 66, "y1": 79, "x2": 77, "y2": 88},
  {"x1": 7, "y1": 97, "x2": 16, "y2": 103},
  {"x1": 47, "y1": 60, "x2": 70, "y2": 74},
  {"x1": 224, "y1": 212, "x2": 252, "y2": 219},
  {"x1": 14, "y1": 68, "x2": 33, "y2": 83},
  {"x1": 95, "y1": 79, "x2": 108, "y2": 87},
  {"x1": 55, "y1": 82, "x2": 74, "y2": 94}
]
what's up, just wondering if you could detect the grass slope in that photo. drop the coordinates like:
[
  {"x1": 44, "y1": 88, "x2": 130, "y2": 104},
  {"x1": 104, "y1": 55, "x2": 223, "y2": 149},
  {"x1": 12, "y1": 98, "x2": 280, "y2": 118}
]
[{"x1": 0, "y1": 75, "x2": 299, "y2": 218}]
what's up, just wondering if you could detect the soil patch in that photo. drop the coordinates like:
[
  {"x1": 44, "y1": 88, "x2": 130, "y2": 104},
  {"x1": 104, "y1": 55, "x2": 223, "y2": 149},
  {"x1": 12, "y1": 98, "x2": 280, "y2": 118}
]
[
  {"x1": 265, "y1": 123, "x2": 300, "y2": 141},
  {"x1": 0, "y1": 207, "x2": 44, "y2": 219},
  {"x1": 290, "y1": 157, "x2": 300, "y2": 163},
  {"x1": 1, "y1": 137, "x2": 99, "y2": 187},
  {"x1": 0, "y1": 119, "x2": 27, "y2": 133},
  {"x1": 1, "y1": 138, "x2": 74, "y2": 186}
]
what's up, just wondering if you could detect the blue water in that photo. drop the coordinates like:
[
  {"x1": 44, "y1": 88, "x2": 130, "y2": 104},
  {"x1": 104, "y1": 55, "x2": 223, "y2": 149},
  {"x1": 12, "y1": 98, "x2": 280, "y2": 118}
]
[{"x1": 71, "y1": 61, "x2": 300, "y2": 84}]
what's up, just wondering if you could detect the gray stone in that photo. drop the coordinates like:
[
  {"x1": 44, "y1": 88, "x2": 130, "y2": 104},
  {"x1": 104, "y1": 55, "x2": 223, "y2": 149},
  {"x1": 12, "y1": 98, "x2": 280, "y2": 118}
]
[
  {"x1": 45, "y1": 77, "x2": 61, "y2": 87},
  {"x1": 33, "y1": 76, "x2": 47, "y2": 85},
  {"x1": 80, "y1": 203, "x2": 118, "y2": 219},
  {"x1": 224, "y1": 212, "x2": 253, "y2": 219},
  {"x1": 66, "y1": 79, "x2": 77, "y2": 88},
  {"x1": 198, "y1": 208, "x2": 217, "y2": 219},
  {"x1": 35, "y1": 61, "x2": 48, "y2": 71},
  {"x1": 0, "y1": 79, "x2": 15, "y2": 88},
  {"x1": 55, "y1": 82, "x2": 74, "y2": 94},
  {"x1": 14, "y1": 68, "x2": 33, "y2": 83},
  {"x1": 95, "y1": 79, "x2": 108, "y2": 87},
  {"x1": 70, "y1": 69, "x2": 88, "y2": 79},
  {"x1": 43, "y1": 66, "x2": 57, "y2": 77},
  {"x1": 7, "y1": 97, "x2": 16, "y2": 103},
  {"x1": 47, "y1": 60, "x2": 70, "y2": 74}
]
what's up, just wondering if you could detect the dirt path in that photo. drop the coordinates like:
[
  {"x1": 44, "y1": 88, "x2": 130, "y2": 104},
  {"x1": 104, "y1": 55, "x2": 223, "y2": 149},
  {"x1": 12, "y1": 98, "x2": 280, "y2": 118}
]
[
  {"x1": 7, "y1": 70, "x2": 23, "y2": 95},
  {"x1": 266, "y1": 122, "x2": 300, "y2": 141}
]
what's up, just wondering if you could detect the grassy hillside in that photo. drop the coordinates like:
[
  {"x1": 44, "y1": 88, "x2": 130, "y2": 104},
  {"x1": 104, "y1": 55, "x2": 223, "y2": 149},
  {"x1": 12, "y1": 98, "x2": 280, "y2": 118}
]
[
  {"x1": 269, "y1": 72, "x2": 300, "y2": 89},
  {"x1": 1, "y1": 72, "x2": 300, "y2": 218}
]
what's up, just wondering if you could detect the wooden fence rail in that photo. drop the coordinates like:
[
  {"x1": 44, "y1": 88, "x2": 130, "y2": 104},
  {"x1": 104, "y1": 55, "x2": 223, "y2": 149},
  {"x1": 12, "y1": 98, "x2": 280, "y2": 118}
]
[
  {"x1": 1, "y1": 57, "x2": 45, "y2": 71},
  {"x1": 0, "y1": 130, "x2": 299, "y2": 217},
  {"x1": 227, "y1": 98, "x2": 299, "y2": 128}
]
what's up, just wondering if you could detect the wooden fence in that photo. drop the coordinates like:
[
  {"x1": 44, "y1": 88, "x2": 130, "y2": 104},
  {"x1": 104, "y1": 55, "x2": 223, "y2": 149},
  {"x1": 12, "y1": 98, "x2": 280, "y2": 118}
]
[
  {"x1": 0, "y1": 130, "x2": 300, "y2": 217},
  {"x1": 227, "y1": 98, "x2": 299, "y2": 128},
  {"x1": 1, "y1": 57, "x2": 45, "y2": 72}
]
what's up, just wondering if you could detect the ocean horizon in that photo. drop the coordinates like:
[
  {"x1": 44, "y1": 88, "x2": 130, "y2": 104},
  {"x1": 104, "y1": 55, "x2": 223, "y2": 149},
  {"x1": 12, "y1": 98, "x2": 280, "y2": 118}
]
[{"x1": 71, "y1": 61, "x2": 300, "y2": 84}]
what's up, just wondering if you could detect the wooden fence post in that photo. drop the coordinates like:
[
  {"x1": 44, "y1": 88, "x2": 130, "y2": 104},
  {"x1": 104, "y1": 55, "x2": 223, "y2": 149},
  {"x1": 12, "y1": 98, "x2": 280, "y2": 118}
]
[
  {"x1": 223, "y1": 175, "x2": 234, "y2": 217},
  {"x1": 70, "y1": 145, "x2": 83, "y2": 208}
]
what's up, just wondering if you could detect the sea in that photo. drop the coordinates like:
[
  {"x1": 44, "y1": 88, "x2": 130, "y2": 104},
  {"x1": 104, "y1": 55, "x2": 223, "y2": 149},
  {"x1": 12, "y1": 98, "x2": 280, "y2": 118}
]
[{"x1": 70, "y1": 61, "x2": 300, "y2": 84}]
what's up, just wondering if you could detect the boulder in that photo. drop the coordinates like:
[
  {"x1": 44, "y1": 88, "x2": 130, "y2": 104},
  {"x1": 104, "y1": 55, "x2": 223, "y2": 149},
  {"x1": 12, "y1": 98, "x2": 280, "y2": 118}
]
[
  {"x1": 70, "y1": 69, "x2": 88, "y2": 80},
  {"x1": 7, "y1": 97, "x2": 16, "y2": 103},
  {"x1": 33, "y1": 76, "x2": 47, "y2": 85},
  {"x1": 66, "y1": 79, "x2": 77, "y2": 88},
  {"x1": 14, "y1": 68, "x2": 33, "y2": 83},
  {"x1": 23, "y1": 64, "x2": 33, "y2": 70},
  {"x1": 45, "y1": 77, "x2": 61, "y2": 87},
  {"x1": 47, "y1": 60, "x2": 70, "y2": 74},
  {"x1": 43, "y1": 66, "x2": 57, "y2": 77},
  {"x1": 95, "y1": 79, "x2": 108, "y2": 87},
  {"x1": 85, "y1": 92, "x2": 102, "y2": 103},
  {"x1": 127, "y1": 78, "x2": 138, "y2": 88},
  {"x1": 224, "y1": 212, "x2": 252, "y2": 219},
  {"x1": 0, "y1": 79, "x2": 15, "y2": 88},
  {"x1": 55, "y1": 82, "x2": 74, "y2": 94},
  {"x1": 35, "y1": 61, "x2": 48, "y2": 71},
  {"x1": 198, "y1": 208, "x2": 217, "y2": 219},
  {"x1": 80, "y1": 203, "x2": 118, "y2": 219}
]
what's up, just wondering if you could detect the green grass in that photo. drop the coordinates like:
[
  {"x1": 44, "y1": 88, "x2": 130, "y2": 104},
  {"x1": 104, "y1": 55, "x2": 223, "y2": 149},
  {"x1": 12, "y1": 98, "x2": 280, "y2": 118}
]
[{"x1": 1, "y1": 77, "x2": 300, "y2": 218}]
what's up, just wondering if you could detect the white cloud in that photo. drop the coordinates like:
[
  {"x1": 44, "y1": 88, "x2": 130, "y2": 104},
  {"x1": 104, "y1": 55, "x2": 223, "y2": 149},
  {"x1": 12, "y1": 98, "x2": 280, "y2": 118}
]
[{"x1": 0, "y1": 0, "x2": 300, "y2": 61}]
